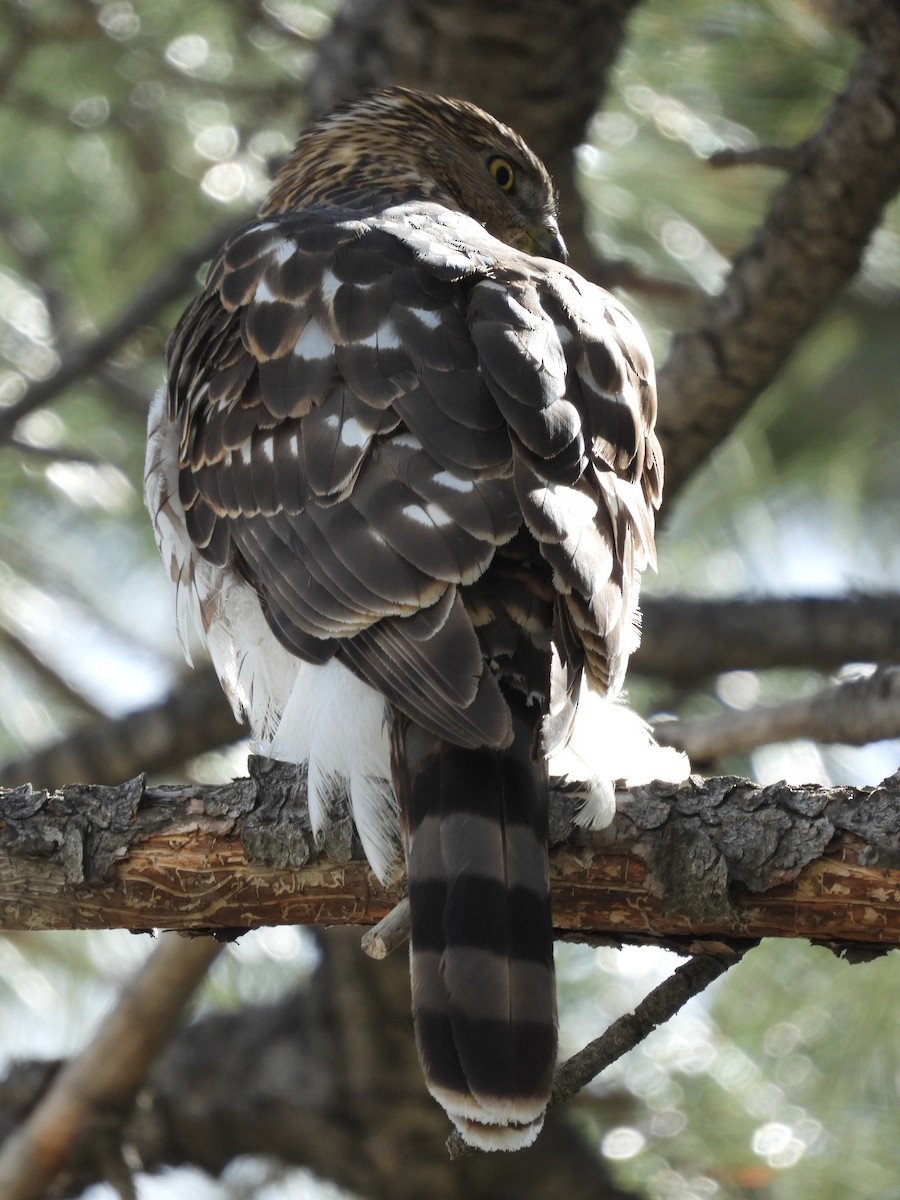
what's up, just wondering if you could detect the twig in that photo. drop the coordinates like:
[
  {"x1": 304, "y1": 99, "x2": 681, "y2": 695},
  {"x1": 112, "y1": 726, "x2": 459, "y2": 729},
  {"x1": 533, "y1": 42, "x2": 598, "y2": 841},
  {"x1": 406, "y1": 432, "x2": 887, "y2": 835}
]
[
  {"x1": 7, "y1": 438, "x2": 107, "y2": 466},
  {"x1": 549, "y1": 948, "x2": 750, "y2": 1107},
  {"x1": 0, "y1": 932, "x2": 223, "y2": 1200},
  {"x1": 0, "y1": 533, "x2": 185, "y2": 683},
  {"x1": 590, "y1": 259, "x2": 700, "y2": 301},
  {"x1": 707, "y1": 145, "x2": 803, "y2": 171},
  {"x1": 360, "y1": 896, "x2": 410, "y2": 959},
  {"x1": 0, "y1": 199, "x2": 73, "y2": 339}
]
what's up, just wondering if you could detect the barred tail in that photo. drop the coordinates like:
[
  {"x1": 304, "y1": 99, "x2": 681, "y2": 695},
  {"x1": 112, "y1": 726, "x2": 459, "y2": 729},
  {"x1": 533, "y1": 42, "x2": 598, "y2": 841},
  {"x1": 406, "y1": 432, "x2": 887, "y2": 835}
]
[{"x1": 393, "y1": 697, "x2": 557, "y2": 1151}]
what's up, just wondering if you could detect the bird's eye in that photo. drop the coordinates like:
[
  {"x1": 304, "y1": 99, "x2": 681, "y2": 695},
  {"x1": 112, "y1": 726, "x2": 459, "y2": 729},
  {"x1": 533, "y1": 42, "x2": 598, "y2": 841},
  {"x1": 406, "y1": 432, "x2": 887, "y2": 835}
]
[{"x1": 488, "y1": 156, "x2": 516, "y2": 192}]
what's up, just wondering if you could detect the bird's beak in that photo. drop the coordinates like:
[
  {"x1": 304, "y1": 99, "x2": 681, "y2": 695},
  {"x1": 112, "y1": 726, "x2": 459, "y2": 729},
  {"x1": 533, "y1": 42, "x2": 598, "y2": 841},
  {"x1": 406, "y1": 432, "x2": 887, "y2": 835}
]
[{"x1": 525, "y1": 220, "x2": 568, "y2": 264}]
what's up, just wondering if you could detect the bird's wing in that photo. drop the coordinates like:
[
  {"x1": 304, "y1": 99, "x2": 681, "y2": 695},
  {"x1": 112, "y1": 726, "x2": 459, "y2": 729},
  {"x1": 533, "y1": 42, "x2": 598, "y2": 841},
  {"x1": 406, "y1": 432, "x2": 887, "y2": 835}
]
[
  {"x1": 165, "y1": 204, "x2": 660, "y2": 751},
  {"x1": 166, "y1": 208, "x2": 519, "y2": 748},
  {"x1": 465, "y1": 259, "x2": 662, "y2": 745}
]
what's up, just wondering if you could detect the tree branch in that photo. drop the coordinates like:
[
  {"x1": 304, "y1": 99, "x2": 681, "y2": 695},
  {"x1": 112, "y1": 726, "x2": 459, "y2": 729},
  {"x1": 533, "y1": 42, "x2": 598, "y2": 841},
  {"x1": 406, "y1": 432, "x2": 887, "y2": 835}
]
[
  {"x1": 549, "y1": 952, "x2": 748, "y2": 1110},
  {"x1": 658, "y1": 0, "x2": 900, "y2": 498},
  {"x1": 0, "y1": 668, "x2": 240, "y2": 791},
  {"x1": 707, "y1": 144, "x2": 804, "y2": 171},
  {"x1": 0, "y1": 933, "x2": 222, "y2": 1200},
  {"x1": 0, "y1": 625, "x2": 106, "y2": 722},
  {"x1": 656, "y1": 665, "x2": 900, "y2": 763},
  {"x1": 636, "y1": 594, "x2": 900, "y2": 682},
  {"x1": 0, "y1": 758, "x2": 896, "y2": 954}
]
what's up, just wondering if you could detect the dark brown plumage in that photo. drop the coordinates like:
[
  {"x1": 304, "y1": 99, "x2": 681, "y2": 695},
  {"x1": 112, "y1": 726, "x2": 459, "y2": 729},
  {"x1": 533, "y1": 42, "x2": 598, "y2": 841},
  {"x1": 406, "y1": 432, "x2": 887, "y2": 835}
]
[{"x1": 146, "y1": 87, "x2": 662, "y2": 1150}]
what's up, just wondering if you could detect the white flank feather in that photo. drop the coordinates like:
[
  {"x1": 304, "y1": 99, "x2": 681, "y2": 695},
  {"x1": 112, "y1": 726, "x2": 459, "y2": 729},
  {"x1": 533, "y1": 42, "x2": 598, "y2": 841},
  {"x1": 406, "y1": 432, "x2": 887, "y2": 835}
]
[
  {"x1": 548, "y1": 685, "x2": 690, "y2": 830},
  {"x1": 202, "y1": 569, "x2": 300, "y2": 743},
  {"x1": 265, "y1": 659, "x2": 396, "y2": 881},
  {"x1": 144, "y1": 387, "x2": 199, "y2": 664}
]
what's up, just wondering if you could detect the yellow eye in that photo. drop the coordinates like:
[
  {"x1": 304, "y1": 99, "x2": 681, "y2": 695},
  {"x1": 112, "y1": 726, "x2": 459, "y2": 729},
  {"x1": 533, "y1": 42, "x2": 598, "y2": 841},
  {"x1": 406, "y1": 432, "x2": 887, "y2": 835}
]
[{"x1": 488, "y1": 156, "x2": 516, "y2": 192}]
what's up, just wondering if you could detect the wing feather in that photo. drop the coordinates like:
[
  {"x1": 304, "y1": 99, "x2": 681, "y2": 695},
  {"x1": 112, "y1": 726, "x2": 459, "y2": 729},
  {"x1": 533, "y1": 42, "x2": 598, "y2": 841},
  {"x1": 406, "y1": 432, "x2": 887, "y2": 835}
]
[{"x1": 164, "y1": 203, "x2": 660, "y2": 740}]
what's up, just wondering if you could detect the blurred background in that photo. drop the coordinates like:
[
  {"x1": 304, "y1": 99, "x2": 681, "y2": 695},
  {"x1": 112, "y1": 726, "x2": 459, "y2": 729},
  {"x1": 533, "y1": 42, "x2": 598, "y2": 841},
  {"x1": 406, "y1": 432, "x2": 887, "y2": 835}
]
[{"x1": 0, "y1": 1, "x2": 898, "y2": 1197}]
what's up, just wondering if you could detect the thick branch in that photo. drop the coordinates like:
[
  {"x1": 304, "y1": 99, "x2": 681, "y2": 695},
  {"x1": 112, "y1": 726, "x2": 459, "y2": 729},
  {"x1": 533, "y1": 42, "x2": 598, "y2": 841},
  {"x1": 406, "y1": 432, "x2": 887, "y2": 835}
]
[
  {"x1": 0, "y1": 759, "x2": 896, "y2": 953},
  {"x1": 658, "y1": 1, "x2": 900, "y2": 497},
  {"x1": 636, "y1": 594, "x2": 900, "y2": 682}
]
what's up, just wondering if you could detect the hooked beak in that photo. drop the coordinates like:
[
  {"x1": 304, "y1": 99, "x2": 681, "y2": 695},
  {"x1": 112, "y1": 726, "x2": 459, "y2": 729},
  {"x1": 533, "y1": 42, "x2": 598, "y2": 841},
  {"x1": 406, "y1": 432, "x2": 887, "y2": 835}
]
[{"x1": 524, "y1": 219, "x2": 568, "y2": 264}]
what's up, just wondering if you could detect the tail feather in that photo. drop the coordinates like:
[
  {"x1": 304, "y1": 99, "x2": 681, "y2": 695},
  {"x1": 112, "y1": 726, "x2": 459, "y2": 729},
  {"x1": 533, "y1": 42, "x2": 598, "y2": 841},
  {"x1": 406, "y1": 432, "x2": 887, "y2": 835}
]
[{"x1": 394, "y1": 695, "x2": 557, "y2": 1151}]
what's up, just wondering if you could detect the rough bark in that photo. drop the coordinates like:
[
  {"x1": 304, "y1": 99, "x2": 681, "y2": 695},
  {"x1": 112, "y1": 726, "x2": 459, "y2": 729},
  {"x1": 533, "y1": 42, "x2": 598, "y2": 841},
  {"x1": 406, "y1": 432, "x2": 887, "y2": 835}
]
[
  {"x1": 0, "y1": 929, "x2": 641, "y2": 1200},
  {"x1": 0, "y1": 759, "x2": 896, "y2": 955}
]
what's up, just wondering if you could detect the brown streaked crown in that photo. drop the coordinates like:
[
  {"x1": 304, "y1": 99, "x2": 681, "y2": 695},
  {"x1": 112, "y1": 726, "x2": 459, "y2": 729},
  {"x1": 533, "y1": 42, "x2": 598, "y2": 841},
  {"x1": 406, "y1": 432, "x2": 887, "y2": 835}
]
[{"x1": 262, "y1": 87, "x2": 566, "y2": 261}]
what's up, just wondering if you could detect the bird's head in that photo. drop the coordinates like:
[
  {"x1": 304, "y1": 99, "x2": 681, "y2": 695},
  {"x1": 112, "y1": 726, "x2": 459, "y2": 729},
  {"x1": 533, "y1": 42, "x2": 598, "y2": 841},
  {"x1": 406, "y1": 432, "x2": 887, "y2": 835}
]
[{"x1": 264, "y1": 87, "x2": 567, "y2": 263}]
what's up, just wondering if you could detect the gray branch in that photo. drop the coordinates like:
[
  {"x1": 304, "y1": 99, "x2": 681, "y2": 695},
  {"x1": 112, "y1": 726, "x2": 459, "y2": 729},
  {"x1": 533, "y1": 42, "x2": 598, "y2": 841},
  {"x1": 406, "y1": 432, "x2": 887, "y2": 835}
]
[
  {"x1": 635, "y1": 594, "x2": 900, "y2": 681},
  {"x1": 548, "y1": 951, "x2": 747, "y2": 1110},
  {"x1": 656, "y1": 665, "x2": 900, "y2": 763},
  {"x1": 0, "y1": 758, "x2": 896, "y2": 954}
]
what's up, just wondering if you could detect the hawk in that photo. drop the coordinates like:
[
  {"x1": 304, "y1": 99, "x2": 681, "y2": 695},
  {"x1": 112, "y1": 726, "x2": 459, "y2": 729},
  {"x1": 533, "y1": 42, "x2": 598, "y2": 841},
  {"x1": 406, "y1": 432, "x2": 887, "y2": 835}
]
[{"x1": 145, "y1": 88, "x2": 664, "y2": 1150}]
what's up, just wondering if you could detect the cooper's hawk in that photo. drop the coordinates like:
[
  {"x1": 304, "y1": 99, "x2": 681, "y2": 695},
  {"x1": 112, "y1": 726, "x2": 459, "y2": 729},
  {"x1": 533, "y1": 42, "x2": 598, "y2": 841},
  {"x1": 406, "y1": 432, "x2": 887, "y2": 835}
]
[{"x1": 145, "y1": 88, "x2": 664, "y2": 1150}]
